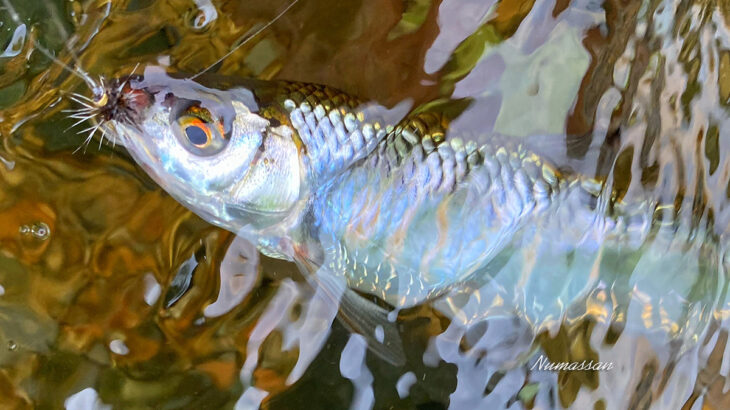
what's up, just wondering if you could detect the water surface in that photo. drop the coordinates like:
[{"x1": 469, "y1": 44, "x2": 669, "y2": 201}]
[{"x1": 0, "y1": 0, "x2": 728, "y2": 408}]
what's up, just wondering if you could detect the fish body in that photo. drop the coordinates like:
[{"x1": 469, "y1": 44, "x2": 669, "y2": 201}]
[
  {"x1": 304, "y1": 108, "x2": 581, "y2": 305},
  {"x1": 259, "y1": 81, "x2": 648, "y2": 306},
  {"x1": 95, "y1": 66, "x2": 703, "y2": 310}
]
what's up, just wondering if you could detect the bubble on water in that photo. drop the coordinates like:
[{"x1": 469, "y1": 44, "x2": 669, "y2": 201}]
[
  {"x1": 32, "y1": 222, "x2": 50, "y2": 239},
  {"x1": 19, "y1": 222, "x2": 51, "y2": 240}
]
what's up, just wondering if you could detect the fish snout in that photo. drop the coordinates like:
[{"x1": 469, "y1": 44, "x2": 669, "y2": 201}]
[{"x1": 97, "y1": 75, "x2": 153, "y2": 123}]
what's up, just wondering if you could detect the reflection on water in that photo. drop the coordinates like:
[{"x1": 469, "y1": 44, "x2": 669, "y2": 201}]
[{"x1": 0, "y1": 0, "x2": 728, "y2": 408}]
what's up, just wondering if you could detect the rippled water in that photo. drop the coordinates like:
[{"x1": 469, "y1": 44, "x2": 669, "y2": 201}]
[{"x1": 0, "y1": 0, "x2": 728, "y2": 408}]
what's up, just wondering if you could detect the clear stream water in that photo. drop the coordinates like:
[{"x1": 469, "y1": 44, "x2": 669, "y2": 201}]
[{"x1": 0, "y1": 0, "x2": 728, "y2": 408}]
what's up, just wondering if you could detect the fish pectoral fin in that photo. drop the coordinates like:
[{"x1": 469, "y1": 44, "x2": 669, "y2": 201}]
[
  {"x1": 338, "y1": 287, "x2": 406, "y2": 367},
  {"x1": 293, "y1": 256, "x2": 406, "y2": 367}
]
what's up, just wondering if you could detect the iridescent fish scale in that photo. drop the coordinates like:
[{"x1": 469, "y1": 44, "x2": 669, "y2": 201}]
[
  {"x1": 286, "y1": 103, "x2": 568, "y2": 302},
  {"x1": 267, "y1": 85, "x2": 633, "y2": 304}
]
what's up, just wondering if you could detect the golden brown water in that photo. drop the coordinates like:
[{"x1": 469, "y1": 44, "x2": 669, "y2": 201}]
[{"x1": 0, "y1": 0, "x2": 729, "y2": 408}]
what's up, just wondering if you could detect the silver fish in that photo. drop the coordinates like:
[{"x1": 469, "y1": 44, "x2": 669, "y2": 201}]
[{"x1": 77, "y1": 66, "x2": 725, "y2": 356}]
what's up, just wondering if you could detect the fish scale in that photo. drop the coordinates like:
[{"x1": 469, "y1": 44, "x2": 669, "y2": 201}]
[
  {"x1": 254, "y1": 82, "x2": 687, "y2": 304},
  {"x1": 273, "y1": 89, "x2": 615, "y2": 303}
]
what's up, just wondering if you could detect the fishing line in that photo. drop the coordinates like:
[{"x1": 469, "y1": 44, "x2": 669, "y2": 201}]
[
  {"x1": 0, "y1": 0, "x2": 101, "y2": 92},
  {"x1": 189, "y1": 0, "x2": 300, "y2": 80},
  {"x1": 0, "y1": 0, "x2": 119, "y2": 154}
]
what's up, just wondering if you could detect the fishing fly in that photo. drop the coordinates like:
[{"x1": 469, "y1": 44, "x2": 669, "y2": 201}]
[{"x1": 3, "y1": 0, "x2": 300, "y2": 154}]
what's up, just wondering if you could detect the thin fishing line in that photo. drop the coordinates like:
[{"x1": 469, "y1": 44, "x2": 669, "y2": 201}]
[
  {"x1": 1, "y1": 0, "x2": 108, "y2": 153},
  {"x1": 0, "y1": 0, "x2": 100, "y2": 91},
  {"x1": 189, "y1": 0, "x2": 300, "y2": 80}
]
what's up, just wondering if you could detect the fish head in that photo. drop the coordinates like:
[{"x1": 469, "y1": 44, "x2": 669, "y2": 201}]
[{"x1": 95, "y1": 66, "x2": 304, "y2": 233}]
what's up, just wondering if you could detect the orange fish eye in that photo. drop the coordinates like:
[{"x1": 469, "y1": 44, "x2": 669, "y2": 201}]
[{"x1": 181, "y1": 117, "x2": 212, "y2": 148}]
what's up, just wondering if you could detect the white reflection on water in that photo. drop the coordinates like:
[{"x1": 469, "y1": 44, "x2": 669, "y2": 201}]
[
  {"x1": 236, "y1": 386, "x2": 268, "y2": 410},
  {"x1": 396, "y1": 371, "x2": 417, "y2": 399},
  {"x1": 142, "y1": 272, "x2": 161, "y2": 306},
  {"x1": 0, "y1": 23, "x2": 25, "y2": 58},
  {"x1": 340, "y1": 334, "x2": 375, "y2": 410},
  {"x1": 239, "y1": 274, "x2": 342, "y2": 387},
  {"x1": 191, "y1": 0, "x2": 218, "y2": 31},
  {"x1": 205, "y1": 236, "x2": 260, "y2": 317},
  {"x1": 424, "y1": 0, "x2": 495, "y2": 74},
  {"x1": 1, "y1": 0, "x2": 728, "y2": 407},
  {"x1": 64, "y1": 388, "x2": 111, "y2": 410}
]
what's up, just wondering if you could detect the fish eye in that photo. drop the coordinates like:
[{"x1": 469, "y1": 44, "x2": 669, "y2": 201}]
[
  {"x1": 175, "y1": 105, "x2": 229, "y2": 155},
  {"x1": 183, "y1": 121, "x2": 211, "y2": 147}
]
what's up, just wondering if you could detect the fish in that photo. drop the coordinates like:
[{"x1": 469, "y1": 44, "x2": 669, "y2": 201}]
[
  {"x1": 78, "y1": 66, "x2": 584, "y2": 297},
  {"x1": 69, "y1": 65, "x2": 725, "y2": 363}
]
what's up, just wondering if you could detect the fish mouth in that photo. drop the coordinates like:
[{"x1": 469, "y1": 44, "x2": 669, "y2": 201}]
[{"x1": 95, "y1": 75, "x2": 153, "y2": 124}]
